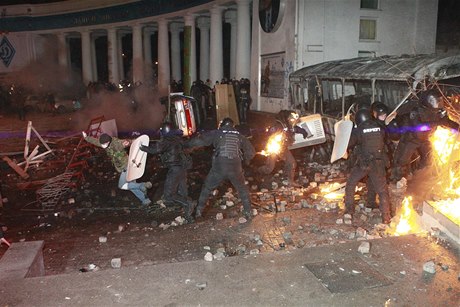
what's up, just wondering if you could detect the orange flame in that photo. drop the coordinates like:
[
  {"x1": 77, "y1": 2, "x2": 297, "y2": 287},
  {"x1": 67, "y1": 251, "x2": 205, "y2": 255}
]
[
  {"x1": 261, "y1": 132, "x2": 284, "y2": 156},
  {"x1": 394, "y1": 196, "x2": 421, "y2": 235},
  {"x1": 428, "y1": 126, "x2": 460, "y2": 224}
]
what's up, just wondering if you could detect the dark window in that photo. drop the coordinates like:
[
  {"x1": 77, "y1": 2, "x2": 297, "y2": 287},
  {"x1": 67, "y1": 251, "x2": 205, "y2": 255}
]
[{"x1": 360, "y1": 0, "x2": 378, "y2": 9}]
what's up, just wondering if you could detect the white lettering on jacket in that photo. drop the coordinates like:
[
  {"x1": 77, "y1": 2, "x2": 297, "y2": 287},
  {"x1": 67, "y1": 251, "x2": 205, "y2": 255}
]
[{"x1": 362, "y1": 127, "x2": 381, "y2": 133}]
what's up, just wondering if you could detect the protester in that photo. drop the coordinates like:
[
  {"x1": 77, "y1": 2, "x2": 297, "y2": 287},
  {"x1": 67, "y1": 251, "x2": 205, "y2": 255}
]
[{"x1": 83, "y1": 132, "x2": 153, "y2": 206}]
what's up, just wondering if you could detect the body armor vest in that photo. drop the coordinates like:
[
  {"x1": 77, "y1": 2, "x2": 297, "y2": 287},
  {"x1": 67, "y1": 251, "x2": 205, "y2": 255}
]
[
  {"x1": 214, "y1": 129, "x2": 242, "y2": 159},
  {"x1": 359, "y1": 121, "x2": 385, "y2": 159}
]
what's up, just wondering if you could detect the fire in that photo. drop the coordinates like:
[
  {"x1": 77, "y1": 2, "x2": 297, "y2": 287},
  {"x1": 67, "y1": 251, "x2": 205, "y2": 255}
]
[
  {"x1": 261, "y1": 132, "x2": 284, "y2": 156},
  {"x1": 430, "y1": 126, "x2": 460, "y2": 165},
  {"x1": 320, "y1": 182, "x2": 361, "y2": 200},
  {"x1": 394, "y1": 196, "x2": 421, "y2": 235},
  {"x1": 428, "y1": 126, "x2": 460, "y2": 226}
]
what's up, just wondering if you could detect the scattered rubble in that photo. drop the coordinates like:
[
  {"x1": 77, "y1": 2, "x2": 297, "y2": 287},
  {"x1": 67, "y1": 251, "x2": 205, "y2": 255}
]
[
  {"x1": 423, "y1": 261, "x2": 436, "y2": 274},
  {"x1": 111, "y1": 258, "x2": 122, "y2": 269},
  {"x1": 358, "y1": 241, "x2": 370, "y2": 254},
  {"x1": 204, "y1": 252, "x2": 213, "y2": 262}
]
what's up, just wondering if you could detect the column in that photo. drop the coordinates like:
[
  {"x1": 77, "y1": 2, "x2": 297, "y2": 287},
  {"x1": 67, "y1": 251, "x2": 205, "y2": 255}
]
[
  {"x1": 170, "y1": 22, "x2": 182, "y2": 83},
  {"x1": 209, "y1": 6, "x2": 224, "y2": 84},
  {"x1": 81, "y1": 30, "x2": 93, "y2": 86},
  {"x1": 143, "y1": 28, "x2": 152, "y2": 67},
  {"x1": 91, "y1": 34, "x2": 98, "y2": 81},
  {"x1": 57, "y1": 32, "x2": 68, "y2": 68},
  {"x1": 157, "y1": 19, "x2": 170, "y2": 93},
  {"x1": 226, "y1": 10, "x2": 237, "y2": 79},
  {"x1": 143, "y1": 27, "x2": 153, "y2": 84},
  {"x1": 107, "y1": 27, "x2": 119, "y2": 84},
  {"x1": 132, "y1": 23, "x2": 144, "y2": 84},
  {"x1": 184, "y1": 14, "x2": 197, "y2": 94},
  {"x1": 197, "y1": 17, "x2": 210, "y2": 82},
  {"x1": 118, "y1": 32, "x2": 125, "y2": 81},
  {"x1": 236, "y1": 0, "x2": 251, "y2": 79}
]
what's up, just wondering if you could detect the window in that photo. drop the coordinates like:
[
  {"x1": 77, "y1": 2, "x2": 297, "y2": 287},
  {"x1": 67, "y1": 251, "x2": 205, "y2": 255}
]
[
  {"x1": 360, "y1": 0, "x2": 378, "y2": 9},
  {"x1": 358, "y1": 51, "x2": 376, "y2": 57},
  {"x1": 359, "y1": 19, "x2": 376, "y2": 40}
]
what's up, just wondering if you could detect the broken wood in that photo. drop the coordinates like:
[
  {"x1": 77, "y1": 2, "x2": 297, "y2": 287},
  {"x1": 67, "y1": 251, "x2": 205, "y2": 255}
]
[
  {"x1": 16, "y1": 179, "x2": 51, "y2": 190},
  {"x1": 2, "y1": 156, "x2": 29, "y2": 179}
]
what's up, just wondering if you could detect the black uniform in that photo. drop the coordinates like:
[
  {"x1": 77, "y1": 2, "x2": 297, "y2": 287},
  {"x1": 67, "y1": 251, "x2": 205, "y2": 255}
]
[
  {"x1": 366, "y1": 117, "x2": 394, "y2": 208},
  {"x1": 237, "y1": 80, "x2": 251, "y2": 124},
  {"x1": 258, "y1": 112, "x2": 312, "y2": 184},
  {"x1": 344, "y1": 117, "x2": 391, "y2": 222},
  {"x1": 391, "y1": 101, "x2": 458, "y2": 182},
  {"x1": 188, "y1": 125, "x2": 255, "y2": 218},
  {"x1": 140, "y1": 134, "x2": 194, "y2": 221}
]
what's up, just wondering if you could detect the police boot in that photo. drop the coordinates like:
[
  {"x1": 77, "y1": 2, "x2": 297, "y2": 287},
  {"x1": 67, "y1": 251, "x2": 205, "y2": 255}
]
[
  {"x1": 242, "y1": 210, "x2": 252, "y2": 221},
  {"x1": 343, "y1": 205, "x2": 354, "y2": 218},
  {"x1": 194, "y1": 204, "x2": 203, "y2": 218},
  {"x1": 181, "y1": 203, "x2": 194, "y2": 224},
  {"x1": 390, "y1": 167, "x2": 403, "y2": 183}
]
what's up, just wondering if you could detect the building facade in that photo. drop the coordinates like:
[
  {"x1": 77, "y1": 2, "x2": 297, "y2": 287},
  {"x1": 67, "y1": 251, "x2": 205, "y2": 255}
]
[{"x1": 0, "y1": 0, "x2": 438, "y2": 113}]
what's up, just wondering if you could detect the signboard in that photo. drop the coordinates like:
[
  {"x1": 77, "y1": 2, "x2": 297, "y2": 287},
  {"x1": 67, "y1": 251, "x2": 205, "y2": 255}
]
[{"x1": 261, "y1": 52, "x2": 285, "y2": 99}]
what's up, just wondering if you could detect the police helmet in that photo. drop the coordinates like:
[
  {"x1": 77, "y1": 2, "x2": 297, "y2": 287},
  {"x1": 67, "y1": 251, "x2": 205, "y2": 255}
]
[
  {"x1": 354, "y1": 101, "x2": 371, "y2": 113},
  {"x1": 371, "y1": 102, "x2": 389, "y2": 118},
  {"x1": 219, "y1": 117, "x2": 234, "y2": 129},
  {"x1": 160, "y1": 122, "x2": 174, "y2": 137},
  {"x1": 355, "y1": 109, "x2": 372, "y2": 126},
  {"x1": 420, "y1": 90, "x2": 444, "y2": 109}
]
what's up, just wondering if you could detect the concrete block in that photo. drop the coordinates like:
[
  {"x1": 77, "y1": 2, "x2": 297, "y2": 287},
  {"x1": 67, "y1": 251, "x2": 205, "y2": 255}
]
[{"x1": 0, "y1": 241, "x2": 45, "y2": 280}]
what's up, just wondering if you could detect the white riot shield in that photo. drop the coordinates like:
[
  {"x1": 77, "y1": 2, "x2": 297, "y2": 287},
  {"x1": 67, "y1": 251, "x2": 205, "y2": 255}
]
[{"x1": 330, "y1": 118, "x2": 353, "y2": 163}]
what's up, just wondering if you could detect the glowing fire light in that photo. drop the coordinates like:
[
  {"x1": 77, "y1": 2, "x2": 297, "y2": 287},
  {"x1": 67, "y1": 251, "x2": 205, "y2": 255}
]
[
  {"x1": 428, "y1": 126, "x2": 460, "y2": 226},
  {"x1": 320, "y1": 183, "x2": 362, "y2": 200},
  {"x1": 394, "y1": 196, "x2": 421, "y2": 236},
  {"x1": 430, "y1": 126, "x2": 460, "y2": 165},
  {"x1": 261, "y1": 132, "x2": 284, "y2": 156}
]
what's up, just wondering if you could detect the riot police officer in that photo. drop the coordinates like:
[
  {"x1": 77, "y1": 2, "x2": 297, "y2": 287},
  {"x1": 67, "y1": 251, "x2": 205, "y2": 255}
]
[
  {"x1": 390, "y1": 89, "x2": 459, "y2": 182},
  {"x1": 258, "y1": 110, "x2": 313, "y2": 185},
  {"x1": 237, "y1": 79, "x2": 251, "y2": 124},
  {"x1": 188, "y1": 117, "x2": 255, "y2": 219},
  {"x1": 140, "y1": 122, "x2": 194, "y2": 223},
  {"x1": 344, "y1": 109, "x2": 392, "y2": 223},
  {"x1": 366, "y1": 101, "x2": 395, "y2": 209}
]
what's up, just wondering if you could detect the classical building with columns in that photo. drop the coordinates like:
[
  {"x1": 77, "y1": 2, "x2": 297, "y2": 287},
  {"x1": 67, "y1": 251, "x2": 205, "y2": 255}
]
[{"x1": 0, "y1": 0, "x2": 438, "y2": 113}]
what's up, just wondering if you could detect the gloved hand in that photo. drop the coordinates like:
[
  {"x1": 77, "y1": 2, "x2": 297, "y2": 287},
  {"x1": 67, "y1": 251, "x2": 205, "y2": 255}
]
[
  {"x1": 302, "y1": 131, "x2": 313, "y2": 139},
  {"x1": 82, "y1": 131, "x2": 87, "y2": 138}
]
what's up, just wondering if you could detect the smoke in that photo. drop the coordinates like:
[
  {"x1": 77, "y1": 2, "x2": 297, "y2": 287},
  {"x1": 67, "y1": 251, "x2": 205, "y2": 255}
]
[
  {"x1": 74, "y1": 86, "x2": 166, "y2": 134},
  {"x1": 4, "y1": 35, "x2": 85, "y2": 98},
  {"x1": 3, "y1": 34, "x2": 167, "y2": 134}
]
